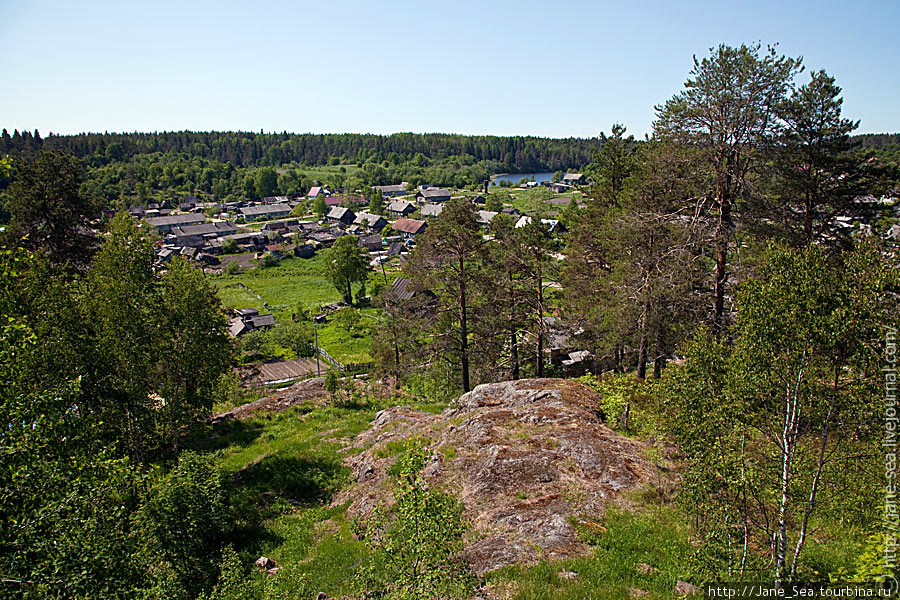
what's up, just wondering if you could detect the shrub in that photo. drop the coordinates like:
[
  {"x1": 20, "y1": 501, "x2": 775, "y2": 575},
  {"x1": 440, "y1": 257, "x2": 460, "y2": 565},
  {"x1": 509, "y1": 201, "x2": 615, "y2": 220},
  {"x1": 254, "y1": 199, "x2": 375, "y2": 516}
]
[
  {"x1": 576, "y1": 372, "x2": 649, "y2": 429},
  {"x1": 135, "y1": 453, "x2": 238, "y2": 599},
  {"x1": 352, "y1": 439, "x2": 476, "y2": 599}
]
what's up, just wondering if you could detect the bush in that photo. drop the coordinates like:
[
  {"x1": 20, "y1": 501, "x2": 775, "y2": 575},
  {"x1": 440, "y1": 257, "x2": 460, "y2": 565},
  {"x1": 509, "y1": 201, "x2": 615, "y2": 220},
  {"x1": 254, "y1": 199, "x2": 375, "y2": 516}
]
[
  {"x1": 259, "y1": 253, "x2": 280, "y2": 268},
  {"x1": 576, "y1": 372, "x2": 650, "y2": 429},
  {"x1": 221, "y1": 239, "x2": 239, "y2": 255},
  {"x1": 135, "y1": 453, "x2": 238, "y2": 599},
  {"x1": 403, "y1": 365, "x2": 460, "y2": 405},
  {"x1": 352, "y1": 439, "x2": 476, "y2": 599}
]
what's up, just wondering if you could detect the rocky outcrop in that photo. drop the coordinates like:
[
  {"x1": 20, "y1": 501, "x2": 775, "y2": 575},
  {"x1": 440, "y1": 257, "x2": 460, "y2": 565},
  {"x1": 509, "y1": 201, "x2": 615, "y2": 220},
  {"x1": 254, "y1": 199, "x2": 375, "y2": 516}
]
[
  {"x1": 212, "y1": 377, "x2": 330, "y2": 422},
  {"x1": 335, "y1": 378, "x2": 652, "y2": 575}
]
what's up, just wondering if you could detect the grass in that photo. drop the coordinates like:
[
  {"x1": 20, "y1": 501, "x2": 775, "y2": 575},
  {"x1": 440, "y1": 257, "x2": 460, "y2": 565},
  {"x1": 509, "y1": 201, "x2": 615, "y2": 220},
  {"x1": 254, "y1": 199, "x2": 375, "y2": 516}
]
[
  {"x1": 211, "y1": 253, "x2": 338, "y2": 320},
  {"x1": 210, "y1": 252, "x2": 390, "y2": 363},
  {"x1": 197, "y1": 391, "x2": 453, "y2": 597},
  {"x1": 488, "y1": 507, "x2": 694, "y2": 600},
  {"x1": 486, "y1": 187, "x2": 584, "y2": 216}
]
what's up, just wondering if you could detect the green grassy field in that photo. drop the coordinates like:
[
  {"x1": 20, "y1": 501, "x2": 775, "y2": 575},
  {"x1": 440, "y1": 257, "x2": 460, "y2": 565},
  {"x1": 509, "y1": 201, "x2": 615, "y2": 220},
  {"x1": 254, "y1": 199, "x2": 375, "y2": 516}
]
[
  {"x1": 211, "y1": 253, "x2": 338, "y2": 319},
  {"x1": 486, "y1": 187, "x2": 584, "y2": 216},
  {"x1": 210, "y1": 252, "x2": 403, "y2": 363}
]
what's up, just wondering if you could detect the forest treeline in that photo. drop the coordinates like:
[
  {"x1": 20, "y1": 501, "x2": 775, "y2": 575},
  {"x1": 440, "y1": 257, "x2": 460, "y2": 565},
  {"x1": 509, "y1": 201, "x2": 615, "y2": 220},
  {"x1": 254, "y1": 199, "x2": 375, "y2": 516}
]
[{"x1": 0, "y1": 129, "x2": 601, "y2": 172}]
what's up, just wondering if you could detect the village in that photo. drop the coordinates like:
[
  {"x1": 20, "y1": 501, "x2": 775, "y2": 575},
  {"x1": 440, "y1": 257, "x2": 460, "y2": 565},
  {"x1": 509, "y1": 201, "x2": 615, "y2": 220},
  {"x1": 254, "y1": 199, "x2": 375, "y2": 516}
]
[
  {"x1": 124, "y1": 174, "x2": 600, "y2": 387},
  {"x1": 118, "y1": 169, "x2": 900, "y2": 393}
]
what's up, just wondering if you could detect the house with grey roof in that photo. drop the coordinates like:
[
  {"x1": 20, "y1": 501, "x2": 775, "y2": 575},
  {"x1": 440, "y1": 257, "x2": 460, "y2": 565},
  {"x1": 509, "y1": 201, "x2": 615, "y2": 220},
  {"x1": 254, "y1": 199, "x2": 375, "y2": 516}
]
[
  {"x1": 239, "y1": 204, "x2": 291, "y2": 221},
  {"x1": 419, "y1": 203, "x2": 444, "y2": 219},
  {"x1": 375, "y1": 183, "x2": 409, "y2": 198},
  {"x1": 387, "y1": 201, "x2": 417, "y2": 218},
  {"x1": 476, "y1": 210, "x2": 498, "y2": 226},
  {"x1": 146, "y1": 213, "x2": 206, "y2": 232},
  {"x1": 169, "y1": 221, "x2": 239, "y2": 247},
  {"x1": 353, "y1": 212, "x2": 388, "y2": 232},
  {"x1": 415, "y1": 188, "x2": 451, "y2": 203},
  {"x1": 326, "y1": 206, "x2": 356, "y2": 226}
]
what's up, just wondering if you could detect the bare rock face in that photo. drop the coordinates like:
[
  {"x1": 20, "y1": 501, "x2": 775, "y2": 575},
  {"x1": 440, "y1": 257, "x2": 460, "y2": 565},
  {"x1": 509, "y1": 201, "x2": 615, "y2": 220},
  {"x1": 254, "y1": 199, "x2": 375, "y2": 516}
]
[{"x1": 335, "y1": 378, "x2": 652, "y2": 575}]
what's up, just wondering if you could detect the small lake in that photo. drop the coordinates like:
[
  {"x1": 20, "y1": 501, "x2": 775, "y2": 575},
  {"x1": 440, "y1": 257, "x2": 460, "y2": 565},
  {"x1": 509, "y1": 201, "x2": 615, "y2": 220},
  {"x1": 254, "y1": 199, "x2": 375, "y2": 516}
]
[{"x1": 490, "y1": 172, "x2": 554, "y2": 186}]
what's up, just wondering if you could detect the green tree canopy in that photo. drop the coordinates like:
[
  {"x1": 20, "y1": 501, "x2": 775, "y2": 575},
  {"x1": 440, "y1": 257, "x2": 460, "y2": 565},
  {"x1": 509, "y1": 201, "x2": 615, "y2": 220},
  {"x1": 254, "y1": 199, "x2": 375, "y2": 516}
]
[{"x1": 327, "y1": 235, "x2": 369, "y2": 304}]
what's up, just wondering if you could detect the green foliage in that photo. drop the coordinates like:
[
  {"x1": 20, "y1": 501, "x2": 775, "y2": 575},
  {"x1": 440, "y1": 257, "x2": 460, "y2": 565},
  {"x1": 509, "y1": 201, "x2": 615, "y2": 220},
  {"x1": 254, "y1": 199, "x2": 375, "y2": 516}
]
[
  {"x1": 271, "y1": 320, "x2": 314, "y2": 359},
  {"x1": 135, "y1": 452, "x2": 240, "y2": 599},
  {"x1": 255, "y1": 166, "x2": 279, "y2": 198},
  {"x1": 492, "y1": 508, "x2": 694, "y2": 600},
  {"x1": 0, "y1": 244, "x2": 146, "y2": 600},
  {"x1": 326, "y1": 235, "x2": 369, "y2": 305},
  {"x1": 333, "y1": 306, "x2": 362, "y2": 334},
  {"x1": 260, "y1": 252, "x2": 280, "y2": 268},
  {"x1": 324, "y1": 368, "x2": 341, "y2": 400},
  {"x1": 222, "y1": 238, "x2": 240, "y2": 254},
  {"x1": 353, "y1": 438, "x2": 476, "y2": 600},
  {"x1": 402, "y1": 364, "x2": 461, "y2": 406},
  {"x1": 4, "y1": 150, "x2": 99, "y2": 267},
  {"x1": 576, "y1": 372, "x2": 648, "y2": 428},
  {"x1": 659, "y1": 241, "x2": 896, "y2": 580},
  {"x1": 484, "y1": 195, "x2": 503, "y2": 212},
  {"x1": 82, "y1": 219, "x2": 233, "y2": 459},
  {"x1": 313, "y1": 195, "x2": 327, "y2": 218}
]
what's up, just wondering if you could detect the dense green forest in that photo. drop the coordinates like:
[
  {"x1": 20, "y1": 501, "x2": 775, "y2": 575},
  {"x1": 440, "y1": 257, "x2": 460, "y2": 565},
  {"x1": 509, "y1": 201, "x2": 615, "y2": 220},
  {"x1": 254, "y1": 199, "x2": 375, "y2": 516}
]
[
  {"x1": 2, "y1": 42, "x2": 900, "y2": 600},
  {"x1": 2, "y1": 128, "x2": 897, "y2": 211},
  {"x1": 0, "y1": 131, "x2": 600, "y2": 207}
]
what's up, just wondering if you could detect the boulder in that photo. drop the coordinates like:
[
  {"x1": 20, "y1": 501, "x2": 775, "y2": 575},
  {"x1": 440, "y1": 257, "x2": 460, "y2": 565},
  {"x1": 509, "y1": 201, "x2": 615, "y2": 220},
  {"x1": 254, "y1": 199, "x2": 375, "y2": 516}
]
[
  {"x1": 335, "y1": 378, "x2": 652, "y2": 575},
  {"x1": 254, "y1": 556, "x2": 278, "y2": 570},
  {"x1": 676, "y1": 581, "x2": 700, "y2": 596},
  {"x1": 557, "y1": 571, "x2": 578, "y2": 581},
  {"x1": 636, "y1": 563, "x2": 658, "y2": 575}
]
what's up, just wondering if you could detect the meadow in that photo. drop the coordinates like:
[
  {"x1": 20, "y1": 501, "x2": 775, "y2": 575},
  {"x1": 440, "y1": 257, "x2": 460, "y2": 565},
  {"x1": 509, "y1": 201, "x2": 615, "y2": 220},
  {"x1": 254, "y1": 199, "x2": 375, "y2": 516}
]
[{"x1": 210, "y1": 251, "x2": 404, "y2": 364}]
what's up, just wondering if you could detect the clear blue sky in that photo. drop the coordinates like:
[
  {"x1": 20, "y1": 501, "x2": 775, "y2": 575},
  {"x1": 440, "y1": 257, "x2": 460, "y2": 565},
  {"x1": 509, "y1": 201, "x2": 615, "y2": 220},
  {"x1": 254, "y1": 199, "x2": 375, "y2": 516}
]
[{"x1": 2, "y1": 0, "x2": 898, "y2": 139}]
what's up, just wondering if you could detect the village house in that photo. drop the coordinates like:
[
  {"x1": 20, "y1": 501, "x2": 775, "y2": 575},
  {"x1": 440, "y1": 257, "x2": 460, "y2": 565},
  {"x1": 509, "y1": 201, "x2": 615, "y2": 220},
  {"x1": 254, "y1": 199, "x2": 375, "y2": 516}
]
[
  {"x1": 358, "y1": 234, "x2": 383, "y2": 252},
  {"x1": 515, "y1": 215, "x2": 565, "y2": 233},
  {"x1": 306, "y1": 229, "x2": 345, "y2": 247},
  {"x1": 145, "y1": 213, "x2": 206, "y2": 233},
  {"x1": 415, "y1": 187, "x2": 451, "y2": 203},
  {"x1": 562, "y1": 173, "x2": 587, "y2": 186},
  {"x1": 179, "y1": 196, "x2": 201, "y2": 211},
  {"x1": 239, "y1": 204, "x2": 291, "y2": 221},
  {"x1": 419, "y1": 203, "x2": 444, "y2": 219},
  {"x1": 391, "y1": 218, "x2": 427, "y2": 239},
  {"x1": 326, "y1": 206, "x2": 356, "y2": 226},
  {"x1": 206, "y1": 231, "x2": 267, "y2": 253},
  {"x1": 374, "y1": 183, "x2": 409, "y2": 198},
  {"x1": 261, "y1": 219, "x2": 299, "y2": 232},
  {"x1": 228, "y1": 308, "x2": 276, "y2": 337},
  {"x1": 293, "y1": 243, "x2": 316, "y2": 258},
  {"x1": 168, "y1": 221, "x2": 238, "y2": 247},
  {"x1": 387, "y1": 200, "x2": 417, "y2": 218},
  {"x1": 476, "y1": 210, "x2": 498, "y2": 226},
  {"x1": 353, "y1": 212, "x2": 388, "y2": 232},
  {"x1": 549, "y1": 182, "x2": 573, "y2": 194},
  {"x1": 307, "y1": 186, "x2": 324, "y2": 199}
]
